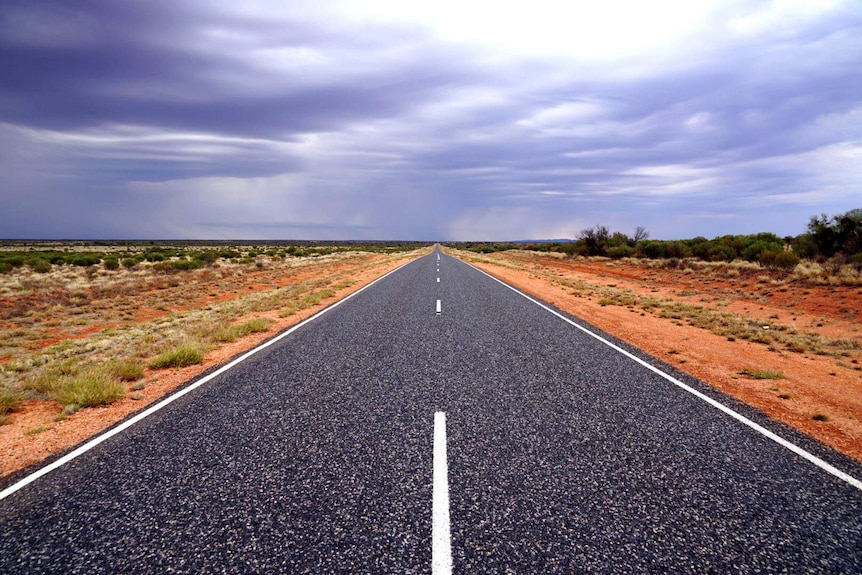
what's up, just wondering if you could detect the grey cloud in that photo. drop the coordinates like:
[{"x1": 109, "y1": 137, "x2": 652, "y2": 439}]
[
  {"x1": 1, "y1": 0, "x2": 473, "y2": 138},
  {"x1": 1, "y1": 0, "x2": 860, "y2": 240}
]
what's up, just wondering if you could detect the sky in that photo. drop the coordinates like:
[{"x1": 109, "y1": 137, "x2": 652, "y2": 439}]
[{"x1": 1, "y1": 0, "x2": 860, "y2": 241}]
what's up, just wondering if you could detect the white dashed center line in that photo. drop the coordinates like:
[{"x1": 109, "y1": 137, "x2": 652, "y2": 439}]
[
  {"x1": 433, "y1": 412, "x2": 452, "y2": 575},
  {"x1": 436, "y1": 299, "x2": 442, "y2": 315}
]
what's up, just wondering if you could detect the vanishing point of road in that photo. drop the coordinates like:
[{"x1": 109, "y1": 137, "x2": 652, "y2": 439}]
[{"x1": 1, "y1": 247, "x2": 860, "y2": 573}]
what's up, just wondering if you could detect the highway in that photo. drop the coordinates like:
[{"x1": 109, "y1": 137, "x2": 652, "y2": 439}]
[{"x1": 1, "y1": 247, "x2": 860, "y2": 573}]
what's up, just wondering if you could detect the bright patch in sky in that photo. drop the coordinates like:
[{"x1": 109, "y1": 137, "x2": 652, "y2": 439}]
[{"x1": 345, "y1": 0, "x2": 715, "y2": 58}]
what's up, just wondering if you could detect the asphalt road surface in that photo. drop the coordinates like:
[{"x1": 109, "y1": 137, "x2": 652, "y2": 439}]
[{"x1": 1, "y1": 247, "x2": 861, "y2": 573}]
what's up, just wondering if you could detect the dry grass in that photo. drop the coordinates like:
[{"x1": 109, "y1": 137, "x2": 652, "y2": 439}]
[
  {"x1": 213, "y1": 318, "x2": 273, "y2": 343},
  {"x1": 0, "y1": 244, "x2": 423, "y2": 423},
  {"x1": 109, "y1": 359, "x2": 145, "y2": 382},
  {"x1": 53, "y1": 367, "x2": 126, "y2": 410},
  {"x1": 454, "y1": 249, "x2": 862, "y2": 362},
  {"x1": 149, "y1": 344, "x2": 206, "y2": 369},
  {"x1": 0, "y1": 387, "x2": 21, "y2": 424}
]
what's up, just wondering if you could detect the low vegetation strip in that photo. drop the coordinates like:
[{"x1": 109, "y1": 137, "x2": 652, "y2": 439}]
[
  {"x1": 462, "y1": 251, "x2": 861, "y2": 360},
  {"x1": 453, "y1": 248, "x2": 862, "y2": 462},
  {"x1": 447, "y1": 207, "x2": 862, "y2": 274},
  {"x1": 0, "y1": 245, "x2": 425, "y2": 477}
]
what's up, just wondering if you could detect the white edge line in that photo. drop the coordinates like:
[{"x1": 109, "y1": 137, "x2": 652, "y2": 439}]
[
  {"x1": 432, "y1": 411, "x2": 453, "y2": 575},
  {"x1": 0, "y1": 257, "x2": 419, "y2": 501},
  {"x1": 466, "y1": 260, "x2": 862, "y2": 492}
]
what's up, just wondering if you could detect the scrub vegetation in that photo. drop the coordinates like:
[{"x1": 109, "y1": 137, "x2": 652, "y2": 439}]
[
  {"x1": 446, "y1": 209, "x2": 862, "y2": 362},
  {"x1": 449, "y1": 216, "x2": 862, "y2": 462},
  {"x1": 449, "y1": 208, "x2": 862, "y2": 284},
  {"x1": 739, "y1": 368, "x2": 784, "y2": 380},
  {"x1": 0, "y1": 242, "x2": 422, "y2": 426}
]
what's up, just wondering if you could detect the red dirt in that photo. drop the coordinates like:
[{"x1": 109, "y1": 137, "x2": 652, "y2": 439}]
[
  {"x1": 3, "y1": 249, "x2": 860, "y2": 480},
  {"x1": 464, "y1": 251, "x2": 862, "y2": 462},
  {"x1": 0, "y1": 253, "x2": 418, "y2": 478}
]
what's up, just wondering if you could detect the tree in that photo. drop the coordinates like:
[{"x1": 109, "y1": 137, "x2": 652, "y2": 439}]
[
  {"x1": 578, "y1": 225, "x2": 610, "y2": 256},
  {"x1": 808, "y1": 208, "x2": 862, "y2": 259}
]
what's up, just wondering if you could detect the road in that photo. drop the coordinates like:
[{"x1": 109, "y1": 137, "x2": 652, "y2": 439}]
[{"x1": 1, "y1": 247, "x2": 860, "y2": 573}]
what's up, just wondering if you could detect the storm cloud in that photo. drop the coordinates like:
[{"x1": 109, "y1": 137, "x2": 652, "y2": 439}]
[{"x1": 1, "y1": 0, "x2": 860, "y2": 240}]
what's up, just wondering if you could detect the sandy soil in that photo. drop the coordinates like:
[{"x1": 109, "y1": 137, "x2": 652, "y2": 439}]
[
  {"x1": 458, "y1": 250, "x2": 862, "y2": 462},
  {"x1": 0, "y1": 252, "x2": 420, "y2": 479}
]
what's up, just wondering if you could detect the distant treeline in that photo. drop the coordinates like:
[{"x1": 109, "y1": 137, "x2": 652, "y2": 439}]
[
  {"x1": 0, "y1": 241, "x2": 427, "y2": 274},
  {"x1": 448, "y1": 208, "x2": 862, "y2": 270}
]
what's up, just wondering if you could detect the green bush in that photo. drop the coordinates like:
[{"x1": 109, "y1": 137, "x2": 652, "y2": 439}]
[
  {"x1": 68, "y1": 254, "x2": 102, "y2": 267},
  {"x1": 636, "y1": 240, "x2": 664, "y2": 259},
  {"x1": 757, "y1": 251, "x2": 778, "y2": 268},
  {"x1": 121, "y1": 257, "x2": 138, "y2": 268},
  {"x1": 27, "y1": 258, "x2": 52, "y2": 273},
  {"x1": 664, "y1": 241, "x2": 692, "y2": 259},
  {"x1": 192, "y1": 251, "x2": 218, "y2": 265},
  {"x1": 0, "y1": 262, "x2": 12, "y2": 274},
  {"x1": 774, "y1": 251, "x2": 800, "y2": 271},
  {"x1": 103, "y1": 258, "x2": 120, "y2": 270},
  {"x1": 150, "y1": 344, "x2": 204, "y2": 369},
  {"x1": 170, "y1": 259, "x2": 204, "y2": 271},
  {"x1": 218, "y1": 249, "x2": 240, "y2": 259},
  {"x1": 607, "y1": 245, "x2": 633, "y2": 259},
  {"x1": 741, "y1": 235, "x2": 783, "y2": 262},
  {"x1": 707, "y1": 244, "x2": 737, "y2": 262},
  {"x1": 1, "y1": 255, "x2": 25, "y2": 267}
]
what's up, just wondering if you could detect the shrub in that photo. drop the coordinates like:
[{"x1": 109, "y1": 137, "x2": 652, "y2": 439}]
[
  {"x1": 192, "y1": 251, "x2": 218, "y2": 265},
  {"x1": 150, "y1": 344, "x2": 204, "y2": 369},
  {"x1": 708, "y1": 244, "x2": 737, "y2": 262},
  {"x1": 53, "y1": 369, "x2": 125, "y2": 409},
  {"x1": 774, "y1": 250, "x2": 800, "y2": 271},
  {"x1": 68, "y1": 254, "x2": 102, "y2": 267},
  {"x1": 1, "y1": 255, "x2": 25, "y2": 267},
  {"x1": 0, "y1": 262, "x2": 12, "y2": 274},
  {"x1": 121, "y1": 257, "x2": 138, "y2": 268},
  {"x1": 103, "y1": 258, "x2": 120, "y2": 270},
  {"x1": 636, "y1": 240, "x2": 664, "y2": 259},
  {"x1": 607, "y1": 245, "x2": 634, "y2": 259},
  {"x1": 757, "y1": 251, "x2": 778, "y2": 268},
  {"x1": 27, "y1": 258, "x2": 52, "y2": 273},
  {"x1": 170, "y1": 259, "x2": 204, "y2": 271},
  {"x1": 742, "y1": 235, "x2": 784, "y2": 262}
]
